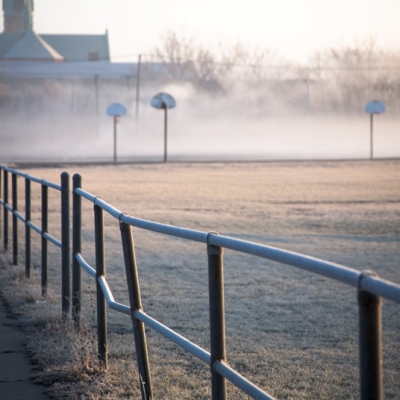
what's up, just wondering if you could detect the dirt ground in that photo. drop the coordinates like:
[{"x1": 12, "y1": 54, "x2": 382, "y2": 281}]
[{"x1": 1, "y1": 159, "x2": 399, "y2": 399}]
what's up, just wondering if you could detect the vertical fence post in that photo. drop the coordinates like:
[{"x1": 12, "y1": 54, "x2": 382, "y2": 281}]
[
  {"x1": 3, "y1": 170, "x2": 7, "y2": 249},
  {"x1": 0, "y1": 167, "x2": 2, "y2": 240},
  {"x1": 25, "y1": 178, "x2": 31, "y2": 278},
  {"x1": 3, "y1": 169, "x2": 8, "y2": 250},
  {"x1": 61, "y1": 172, "x2": 70, "y2": 320},
  {"x1": 72, "y1": 174, "x2": 82, "y2": 327},
  {"x1": 0, "y1": 165, "x2": 4, "y2": 238},
  {"x1": 120, "y1": 221, "x2": 153, "y2": 400},
  {"x1": 12, "y1": 173, "x2": 18, "y2": 265},
  {"x1": 358, "y1": 285, "x2": 383, "y2": 400},
  {"x1": 207, "y1": 233, "x2": 227, "y2": 400},
  {"x1": 41, "y1": 183, "x2": 48, "y2": 296},
  {"x1": 94, "y1": 203, "x2": 108, "y2": 368}
]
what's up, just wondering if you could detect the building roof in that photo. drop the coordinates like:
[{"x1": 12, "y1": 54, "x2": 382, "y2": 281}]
[
  {"x1": 0, "y1": 31, "x2": 110, "y2": 62},
  {"x1": 40, "y1": 33, "x2": 110, "y2": 62},
  {"x1": 3, "y1": 30, "x2": 64, "y2": 61},
  {"x1": 0, "y1": 32, "x2": 24, "y2": 57}
]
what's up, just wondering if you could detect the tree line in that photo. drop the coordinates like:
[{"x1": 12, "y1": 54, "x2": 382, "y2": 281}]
[
  {"x1": 149, "y1": 32, "x2": 400, "y2": 115},
  {"x1": 0, "y1": 32, "x2": 399, "y2": 117}
]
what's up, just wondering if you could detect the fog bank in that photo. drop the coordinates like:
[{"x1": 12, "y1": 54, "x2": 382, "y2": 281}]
[{"x1": 0, "y1": 79, "x2": 399, "y2": 163}]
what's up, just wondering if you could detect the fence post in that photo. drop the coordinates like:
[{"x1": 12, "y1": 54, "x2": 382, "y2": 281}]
[
  {"x1": 120, "y1": 221, "x2": 153, "y2": 400},
  {"x1": 358, "y1": 284, "x2": 383, "y2": 400},
  {"x1": 25, "y1": 178, "x2": 31, "y2": 278},
  {"x1": 12, "y1": 173, "x2": 18, "y2": 265},
  {"x1": 72, "y1": 174, "x2": 82, "y2": 327},
  {"x1": 94, "y1": 203, "x2": 108, "y2": 368},
  {"x1": 0, "y1": 167, "x2": 2, "y2": 240},
  {"x1": 41, "y1": 183, "x2": 48, "y2": 296},
  {"x1": 61, "y1": 172, "x2": 70, "y2": 320},
  {"x1": 207, "y1": 233, "x2": 227, "y2": 400},
  {"x1": 3, "y1": 169, "x2": 8, "y2": 250}
]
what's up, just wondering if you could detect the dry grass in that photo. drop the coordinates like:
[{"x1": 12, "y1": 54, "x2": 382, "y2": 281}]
[{"x1": 1, "y1": 159, "x2": 399, "y2": 399}]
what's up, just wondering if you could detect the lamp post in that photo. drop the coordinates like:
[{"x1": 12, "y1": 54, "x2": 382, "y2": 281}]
[
  {"x1": 151, "y1": 93, "x2": 176, "y2": 163},
  {"x1": 365, "y1": 100, "x2": 386, "y2": 160},
  {"x1": 106, "y1": 103, "x2": 127, "y2": 163}
]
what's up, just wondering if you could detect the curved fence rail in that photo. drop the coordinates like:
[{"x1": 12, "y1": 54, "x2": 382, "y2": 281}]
[{"x1": 1, "y1": 164, "x2": 400, "y2": 400}]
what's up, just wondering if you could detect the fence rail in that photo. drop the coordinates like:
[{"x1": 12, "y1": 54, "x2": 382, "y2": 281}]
[{"x1": 1, "y1": 164, "x2": 400, "y2": 400}]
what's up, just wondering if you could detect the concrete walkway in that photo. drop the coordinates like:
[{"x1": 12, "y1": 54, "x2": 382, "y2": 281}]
[{"x1": 0, "y1": 298, "x2": 48, "y2": 400}]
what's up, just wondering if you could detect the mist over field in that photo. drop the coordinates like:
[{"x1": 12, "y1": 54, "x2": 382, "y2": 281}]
[
  {"x1": 0, "y1": 81, "x2": 399, "y2": 163},
  {"x1": 1, "y1": 37, "x2": 399, "y2": 163}
]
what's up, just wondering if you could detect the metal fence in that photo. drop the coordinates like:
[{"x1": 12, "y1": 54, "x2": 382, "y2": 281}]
[
  {"x1": 0, "y1": 165, "x2": 70, "y2": 317},
  {"x1": 1, "y1": 164, "x2": 400, "y2": 400}
]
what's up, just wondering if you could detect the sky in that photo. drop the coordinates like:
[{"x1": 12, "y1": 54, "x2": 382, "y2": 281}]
[{"x1": 1, "y1": 0, "x2": 399, "y2": 63}]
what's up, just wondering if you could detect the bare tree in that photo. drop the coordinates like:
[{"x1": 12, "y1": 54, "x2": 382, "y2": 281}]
[
  {"x1": 149, "y1": 31, "x2": 400, "y2": 115},
  {"x1": 151, "y1": 30, "x2": 198, "y2": 82},
  {"x1": 308, "y1": 38, "x2": 400, "y2": 113},
  {"x1": 150, "y1": 31, "x2": 282, "y2": 89}
]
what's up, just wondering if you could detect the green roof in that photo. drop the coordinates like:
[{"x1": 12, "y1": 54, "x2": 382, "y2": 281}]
[
  {"x1": 0, "y1": 31, "x2": 110, "y2": 62},
  {"x1": 0, "y1": 33, "x2": 24, "y2": 57},
  {"x1": 41, "y1": 33, "x2": 110, "y2": 62},
  {"x1": 4, "y1": 30, "x2": 64, "y2": 61}
]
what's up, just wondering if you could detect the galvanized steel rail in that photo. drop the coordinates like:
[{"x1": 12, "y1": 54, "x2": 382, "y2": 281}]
[{"x1": 1, "y1": 165, "x2": 400, "y2": 400}]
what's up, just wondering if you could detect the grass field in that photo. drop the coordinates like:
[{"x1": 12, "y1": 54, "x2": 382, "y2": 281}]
[{"x1": 1, "y1": 159, "x2": 399, "y2": 399}]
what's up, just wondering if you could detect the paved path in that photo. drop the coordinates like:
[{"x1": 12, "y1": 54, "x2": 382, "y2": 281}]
[{"x1": 0, "y1": 298, "x2": 48, "y2": 400}]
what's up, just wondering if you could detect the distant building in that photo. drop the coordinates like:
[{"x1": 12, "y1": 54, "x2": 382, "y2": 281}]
[
  {"x1": 0, "y1": 0, "x2": 199, "y2": 125},
  {"x1": 0, "y1": 0, "x2": 110, "y2": 62}
]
